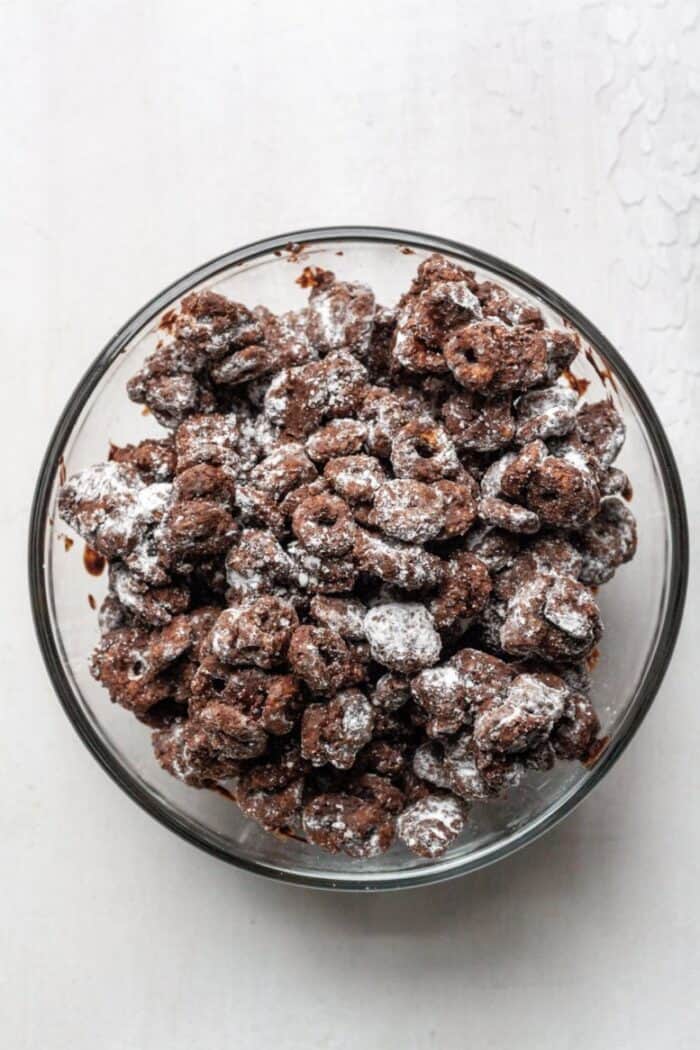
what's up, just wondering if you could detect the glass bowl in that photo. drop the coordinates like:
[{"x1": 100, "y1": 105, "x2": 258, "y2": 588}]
[{"x1": 29, "y1": 226, "x2": 688, "y2": 891}]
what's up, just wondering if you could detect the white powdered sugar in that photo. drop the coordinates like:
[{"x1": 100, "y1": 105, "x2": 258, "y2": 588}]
[
  {"x1": 363, "y1": 602, "x2": 441, "y2": 673},
  {"x1": 396, "y1": 795, "x2": 466, "y2": 858}
]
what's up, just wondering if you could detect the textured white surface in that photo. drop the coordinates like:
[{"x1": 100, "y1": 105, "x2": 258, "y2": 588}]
[{"x1": 2, "y1": 1, "x2": 699, "y2": 1048}]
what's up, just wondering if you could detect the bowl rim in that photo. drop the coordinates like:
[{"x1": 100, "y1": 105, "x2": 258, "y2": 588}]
[{"x1": 29, "y1": 225, "x2": 689, "y2": 891}]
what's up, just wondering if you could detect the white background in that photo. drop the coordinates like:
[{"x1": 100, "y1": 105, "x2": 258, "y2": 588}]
[{"x1": 2, "y1": 1, "x2": 699, "y2": 1047}]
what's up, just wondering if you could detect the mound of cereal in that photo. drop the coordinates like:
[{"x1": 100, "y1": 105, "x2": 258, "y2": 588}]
[{"x1": 58, "y1": 254, "x2": 637, "y2": 861}]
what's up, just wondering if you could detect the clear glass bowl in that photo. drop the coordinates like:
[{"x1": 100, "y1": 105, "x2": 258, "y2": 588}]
[{"x1": 29, "y1": 227, "x2": 688, "y2": 890}]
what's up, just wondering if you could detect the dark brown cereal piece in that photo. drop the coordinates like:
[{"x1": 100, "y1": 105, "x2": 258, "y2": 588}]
[
  {"x1": 174, "y1": 413, "x2": 239, "y2": 472},
  {"x1": 433, "y1": 479, "x2": 478, "y2": 539},
  {"x1": 173, "y1": 463, "x2": 236, "y2": 507},
  {"x1": 441, "y1": 391, "x2": 515, "y2": 452},
  {"x1": 161, "y1": 500, "x2": 238, "y2": 569},
  {"x1": 444, "y1": 322, "x2": 548, "y2": 395},
  {"x1": 91, "y1": 627, "x2": 172, "y2": 714},
  {"x1": 288, "y1": 625, "x2": 355, "y2": 694},
  {"x1": 396, "y1": 794, "x2": 467, "y2": 858},
  {"x1": 500, "y1": 574, "x2": 602, "y2": 663},
  {"x1": 195, "y1": 700, "x2": 268, "y2": 759},
  {"x1": 309, "y1": 596, "x2": 367, "y2": 640},
  {"x1": 371, "y1": 673, "x2": 412, "y2": 712},
  {"x1": 315, "y1": 351, "x2": 369, "y2": 420},
  {"x1": 278, "y1": 477, "x2": 329, "y2": 519},
  {"x1": 500, "y1": 440, "x2": 548, "y2": 501},
  {"x1": 58, "y1": 462, "x2": 147, "y2": 559},
  {"x1": 110, "y1": 563, "x2": 190, "y2": 627},
  {"x1": 250, "y1": 443, "x2": 317, "y2": 500},
  {"x1": 261, "y1": 308, "x2": 316, "y2": 370},
  {"x1": 209, "y1": 342, "x2": 277, "y2": 386},
  {"x1": 109, "y1": 437, "x2": 177, "y2": 483},
  {"x1": 478, "y1": 495, "x2": 541, "y2": 536},
  {"x1": 307, "y1": 274, "x2": 376, "y2": 357},
  {"x1": 302, "y1": 792, "x2": 396, "y2": 858},
  {"x1": 551, "y1": 693, "x2": 601, "y2": 761},
  {"x1": 233, "y1": 484, "x2": 286, "y2": 537},
  {"x1": 514, "y1": 386, "x2": 578, "y2": 444},
  {"x1": 306, "y1": 418, "x2": 367, "y2": 462},
  {"x1": 234, "y1": 744, "x2": 306, "y2": 830},
  {"x1": 152, "y1": 722, "x2": 243, "y2": 786},
  {"x1": 370, "y1": 479, "x2": 446, "y2": 543},
  {"x1": 364, "y1": 602, "x2": 442, "y2": 674},
  {"x1": 473, "y1": 671, "x2": 569, "y2": 753},
  {"x1": 359, "y1": 386, "x2": 427, "y2": 459},
  {"x1": 575, "y1": 400, "x2": 626, "y2": 467},
  {"x1": 354, "y1": 529, "x2": 443, "y2": 591},
  {"x1": 525, "y1": 455, "x2": 600, "y2": 529},
  {"x1": 411, "y1": 663, "x2": 472, "y2": 737},
  {"x1": 430, "y1": 551, "x2": 492, "y2": 630},
  {"x1": 543, "y1": 329, "x2": 580, "y2": 382},
  {"x1": 476, "y1": 280, "x2": 544, "y2": 328},
  {"x1": 225, "y1": 528, "x2": 293, "y2": 602},
  {"x1": 390, "y1": 421, "x2": 460, "y2": 482},
  {"x1": 466, "y1": 526, "x2": 520, "y2": 572},
  {"x1": 324, "y1": 454, "x2": 386, "y2": 504},
  {"x1": 169, "y1": 290, "x2": 264, "y2": 357},
  {"x1": 301, "y1": 689, "x2": 374, "y2": 769},
  {"x1": 576, "y1": 497, "x2": 637, "y2": 584},
  {"x1": 208, "y1": 597, "x2": 298, "y2": 669},
  {"x1": 263, "y1": 362, "x2": 327, "y2": 438},
  {"x1": 363, "y1": 304, "x2": 396, "y2": 378},
  {"x1": 291, "y1": 493, "x2": 355, "y2": 557}
]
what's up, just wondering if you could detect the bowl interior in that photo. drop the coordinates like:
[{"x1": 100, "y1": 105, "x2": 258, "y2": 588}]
[{"x1": 34, "y1": 231, "x2": 685, "y2": 888}]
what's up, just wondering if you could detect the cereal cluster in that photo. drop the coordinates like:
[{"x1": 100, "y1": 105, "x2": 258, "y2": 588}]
[{"x1": 58, "y1": 254, "x2": 637, "y2": 861}]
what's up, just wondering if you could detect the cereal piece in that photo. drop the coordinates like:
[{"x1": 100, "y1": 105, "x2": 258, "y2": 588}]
[
  {"x1": 576, "y1": 497, "x2": 637, "y2": 584},
  {"x1": 161, "y1": 499, "x2": 238, "y2": 570},
  {"x1": 233, "y1": 484, "x2": 286, "y2": 537},
  {"x1": 278, "y1": 477, "x2": 329, "y2": 519},
  {"x1": 551, "y1": 693, "x2": 600, "y2": 761},
  {"x1": 525, "y1": 455, "x2": 600, "y2": 529},
  {"x1": 324, "y1": 454, "x2": 386, "y2": 503},
  {"x1": 91, "y1": 627, "x2": 172, "y2": 714},
  {"x1": 396, "y1": 794, "x2": 466, "y2": 858},
  {"x1": 575, "y1": 400, "x2": 625, "y2": 467},
  {"x1": 364, "y1": 603, "x2": 441, "y2": 673},
  {"x1": 263, "y1": 362, "x2": 327, "y2": 438},
  {"x1": 225, "y1": 529, "x2": 292, "y2": 604},
  {"x1": 476, "y1": 280, "x2": 544, "y2": 328},
  {"x1": 390, "y1": 421, "x2": 460, "y2": 482},
  {"x1": 287, "y1": 542, "x2": 358, "y2": 594},
  {"x1": 109, "y1": 437, "x2": 176, "y2": 483},
  {"x1": 153, "y1": 722, "x2": 244, "y2": 786},
  {"x1": 430, "y1": 551, "x2": 492, "y2": 630},
  {"x1": 208, "y1": 597, "x2": 298, "y2": 669},
  {"x1": 110, "y1": 563, "x2": 190, "y2": 627},
  {"x1": 433, "y1": 479, "x2": 478, "y2": 539},
  {"x1": 288, "y1": 625, "x2": 355, "y2": 694},
  {"x1": 500, "y1": 574, "x2": 602, "y2": 663},
  {"x1": 58, "y1": 462, "x2": 149, "y2": 559},
  {"x1": 360, "y1": 386, "x2": 427, "y2": 459},
  {"x1": 309, "y1": 596, "x2": 367, "y2": 639},
  {"x1": 466, "y1": 526, "x2": 520, "y2": 572},
  {"x1": 195, "y1": 700, "x2": 268, "y2": 759},
  {"x1": 444, "y1": 734, "x2": 522, "y2": 798},
  {"x1": 514, "y1": 386, "x2": 578, "y2": 444},
  {"x1": 542, "y1": 329, "x2": 580, "y2": 381},
  {"x1": 250, "y1": 443, "x2": 317, "y2": 500},
  {"x1": 234, "y1": 744, "x2": 306, "y2": 830},
  {"x1": 371, "y1": 673, "x2": 412, "y2": 712},
  {"x1": 301, "y1": 690, "x2": 374, "y2": 769},
  {"x1": 307, "y1": 274, "x2": 376, "y2": 357},
  {"x1": 291, "y1": 493, "x2": 355, "y2": 557},
  {"x1": 371, "y1": 479, "x2": 446, "y2": 543},
  {"x1": 167, "y1": 290, "x2": 264, "y2": 357},
  {"x1": 173, "y1": 463, "x2": 236, "y2": 507},
  {"x1": 444, "y1": 322, "x2": 548, "y2": 395},
  {"x1": 262, "y1": 308, "x2": 316, "y2": 369},
  {"x1": 317, "y1": 350, "x2": 369, "y2": 419},
  {"x1": 174, "y1": 413, "x2": 239, "y2": 472},
  {"x1": 306, "y1": 418, "x2": 367, "y2": 462},
  {"x1": 441, "y1": 392, "x2": 515, "y2": 452},
  {"x1": 302, "y1": 792, "x2": 396, "y2": 858},
  {"x1": 478, "y1": 496, "x2": 541, "y2": 535},
  {"x1": 209, "y1": 342, "x2": 276, "y2": 386},
  {"x1": 473, "y1": 672, "x2": 569, "y2": 753},
  {"x1": 354, "y1": 529, "x2": 443, "y2": 590},
  {"x1": 500, "y1": 440, "x2": 548, "y2": 501}
]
